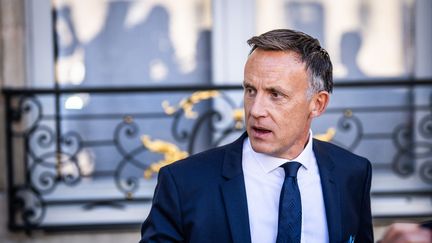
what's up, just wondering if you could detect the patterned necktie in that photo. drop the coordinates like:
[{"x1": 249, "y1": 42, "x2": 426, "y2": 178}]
[{"x1": 276, "y1": 161, "x2": 302, "y2": 243}]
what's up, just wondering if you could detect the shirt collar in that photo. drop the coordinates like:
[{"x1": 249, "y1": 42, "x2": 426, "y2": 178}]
[{"x1": 246, "y1": 131, "x2": 314, "y2": 174}]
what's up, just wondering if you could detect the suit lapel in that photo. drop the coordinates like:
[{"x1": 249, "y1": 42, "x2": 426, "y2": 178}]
[
  {"x1": 313, "y1": 139, "x2": 342, "y2": 243},
  {"x1": 220, "y1": 133, "x2": 251, "y2": 243},
  {"x1": 219, "y1": 135, "x2": 342, "y2": 243}
]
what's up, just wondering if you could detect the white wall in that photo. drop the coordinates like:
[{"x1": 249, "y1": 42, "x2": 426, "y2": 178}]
[
  {"x1": 25, "y1": 0, "x2": 54, "y2": 87},
  {"x1": 211, "y1": 0, "x2": 255, "y2": 84},
  {"x1": 415, "y1": 0, "x2": 432, "y2": 78},
  {"x1": 0, "y1": 0, "x2": 27, "y2": 191}
]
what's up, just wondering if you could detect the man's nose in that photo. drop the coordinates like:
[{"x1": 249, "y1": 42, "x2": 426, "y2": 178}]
[{"x1": 249, "y1": 95, "x2": 268, "y2": 118}]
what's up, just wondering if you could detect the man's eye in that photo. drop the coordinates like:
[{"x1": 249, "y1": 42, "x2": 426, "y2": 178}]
[
  {"x1": 245, "y1": 88, "x2": 255, "y2": 95},
  {"x1": 271, "y1": 92, "x2": 280, "y2": 98}
]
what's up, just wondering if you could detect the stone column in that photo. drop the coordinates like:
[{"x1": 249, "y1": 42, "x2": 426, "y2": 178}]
[{"x1": 0, "y1": 0, "x2": 27, "y2": 190}]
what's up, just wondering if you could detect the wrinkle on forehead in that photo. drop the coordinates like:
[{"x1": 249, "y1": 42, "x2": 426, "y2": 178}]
[
  {"x1": 248, "y1": 49, "x2": 305, "y2": 66},
  {"x1": 245, "y1": 50, "x2": 308, "y2": 81}
]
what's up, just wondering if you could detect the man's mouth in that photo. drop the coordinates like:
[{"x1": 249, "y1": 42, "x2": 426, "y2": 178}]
[{"x1": 252, "y1": 126, "x2": 272, "y2": 134}]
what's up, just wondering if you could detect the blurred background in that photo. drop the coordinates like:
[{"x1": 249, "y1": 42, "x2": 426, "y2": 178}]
[{"x1": 0, "y1": 0, "x2": 431, "y2": 242}]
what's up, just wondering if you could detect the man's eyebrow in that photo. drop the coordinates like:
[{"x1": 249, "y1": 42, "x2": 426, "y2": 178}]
[
  {"x1": 266, "y1": 87, "x2": 280, "y2": 93},
  {"x1": 242, "y1": 81, "x2": 254, "y2": 88},
  {"x1": 265, "y1": 85, "x2": 288, "y2": 94}
]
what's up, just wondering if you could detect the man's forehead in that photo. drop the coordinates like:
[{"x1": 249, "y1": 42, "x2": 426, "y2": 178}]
[
  {"x1": 249, "y1": 48, "x2": 303, "y2": 63},
  {"x1": 243, "y1": 79, "x2": 295, "y2": 91},
  {"x1": 245, "y1": 50, "x2": 308, "y2": 77}
]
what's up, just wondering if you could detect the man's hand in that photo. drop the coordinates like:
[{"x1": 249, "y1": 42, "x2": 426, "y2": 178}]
[{"x1": 380, "y1": 223, "x2": 432, "y2": 243}]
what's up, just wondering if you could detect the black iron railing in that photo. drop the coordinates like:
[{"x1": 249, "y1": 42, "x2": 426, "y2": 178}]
[{"x1": 2, "y1": 80, "x2": 432, "y2": 232}]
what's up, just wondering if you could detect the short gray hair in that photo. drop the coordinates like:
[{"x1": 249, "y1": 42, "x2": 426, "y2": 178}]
[{"x1": 247, "y1": 29, "x2": 333, "y2": 98}]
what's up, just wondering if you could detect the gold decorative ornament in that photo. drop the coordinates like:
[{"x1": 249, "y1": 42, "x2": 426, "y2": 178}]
[
  {"x1": 314, "y1": 127, "x2": 336, "y2": 142},
  {"x1": 344, "y1": 109, "x2": 353, "y2": 118},
  {"x1": 124, "y1": 115, "x2": 133, "y2": 124},
  {"x1": 232, "y1": 108, "x2": 244, "y2": 129},
  {"x1": 141, "y1": 135, "x2": 189, "y2": 179},
  {"x1": 162, "y1": 90, "x2": 220, "y2": 119}
]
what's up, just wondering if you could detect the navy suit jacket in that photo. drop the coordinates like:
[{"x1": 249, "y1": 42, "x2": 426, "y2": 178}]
[{"x1": 140, "y1": 133, "x2": 373, "y2": 243}]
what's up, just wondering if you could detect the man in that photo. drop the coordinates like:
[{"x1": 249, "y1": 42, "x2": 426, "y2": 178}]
[{"x1": 140, "y1": 29, "x2": 373, "y2": 243}]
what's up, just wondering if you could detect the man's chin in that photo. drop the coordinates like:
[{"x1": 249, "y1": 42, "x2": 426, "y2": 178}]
[{"x1": 249, "y1": 140, "x2": 272, "y2": 155}]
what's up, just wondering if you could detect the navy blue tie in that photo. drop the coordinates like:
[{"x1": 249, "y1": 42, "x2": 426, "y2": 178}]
[{"x1": 276, "y1": 162, "x2": 302, "y2": 243}]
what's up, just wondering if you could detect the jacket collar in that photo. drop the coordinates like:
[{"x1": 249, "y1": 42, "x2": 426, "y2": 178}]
[
  {"x1": 221, "y1": 132, "x2": 248, "y2": 179},
  {"x1": 313, "y1": 139, "x2": 342, "y2": 243},
  {"x1": 220, "y1": 132, "x2": 251, "y2": 243}
]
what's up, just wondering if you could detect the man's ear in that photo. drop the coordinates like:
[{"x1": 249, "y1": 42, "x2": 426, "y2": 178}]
[{"x1": 310, "y1": 91, "x2": 330, "y2": 118}]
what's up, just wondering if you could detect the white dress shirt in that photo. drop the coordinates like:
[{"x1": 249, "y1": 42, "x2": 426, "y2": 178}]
[{"x1": 242, "y1": 132, "x2": 329, "y2": 243}]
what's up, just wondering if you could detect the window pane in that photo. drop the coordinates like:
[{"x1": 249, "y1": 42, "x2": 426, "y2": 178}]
[
  {"x1": 255, "y1": 0, "x2": 414, "y2": 80},
  {"x1": 54, "y1": 0, "x2": 212, "y2": 86}
]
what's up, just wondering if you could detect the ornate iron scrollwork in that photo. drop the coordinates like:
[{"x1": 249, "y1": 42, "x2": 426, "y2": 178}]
[
  {"x1": 3, "y1": 85, "x2": 432, "y2": 232},
  {"x1": 391, "y1": 95, "x2": 432, "y2": 180},
  {"x1": 113, "y1": 118, "x2": 147, "y2": 198},
  {"x1": 13, "y1": 186, "x2": 46, "y2": 228},
  {"x1": 330, "y1": 109, "x2": 363, "y2": 150}
]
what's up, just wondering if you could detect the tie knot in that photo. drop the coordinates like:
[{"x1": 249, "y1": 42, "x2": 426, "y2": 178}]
[{"x1": 281, "y1": 162, "x2": 302, "y2": 178}]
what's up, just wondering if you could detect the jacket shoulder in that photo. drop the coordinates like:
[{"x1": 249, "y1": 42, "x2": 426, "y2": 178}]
[
  {"x1": 159, "y1": 137, "x2": 241, "y2": 182},
  {"x1": 170, "y1": 142, "x2": 230, "y2": 168},
  {"x1": 314, "y1": 139, "x2": 368, "y2": 161},
  {"x1": 313, "y1": 139, "x2": 371, "y2": 168}
]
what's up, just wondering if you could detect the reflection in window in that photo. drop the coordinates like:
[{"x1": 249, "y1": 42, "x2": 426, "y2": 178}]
[
  {"x1": 54, "y1": 0, "x2": 212, "y2": 86},
  {"x1": 255, "y1": 0, "x2": 414, "y2": 80}
]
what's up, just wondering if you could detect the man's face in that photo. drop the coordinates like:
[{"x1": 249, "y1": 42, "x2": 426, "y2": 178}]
[{"x1": 243, "y1": 49, "x2": 318, "y2": 159}]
